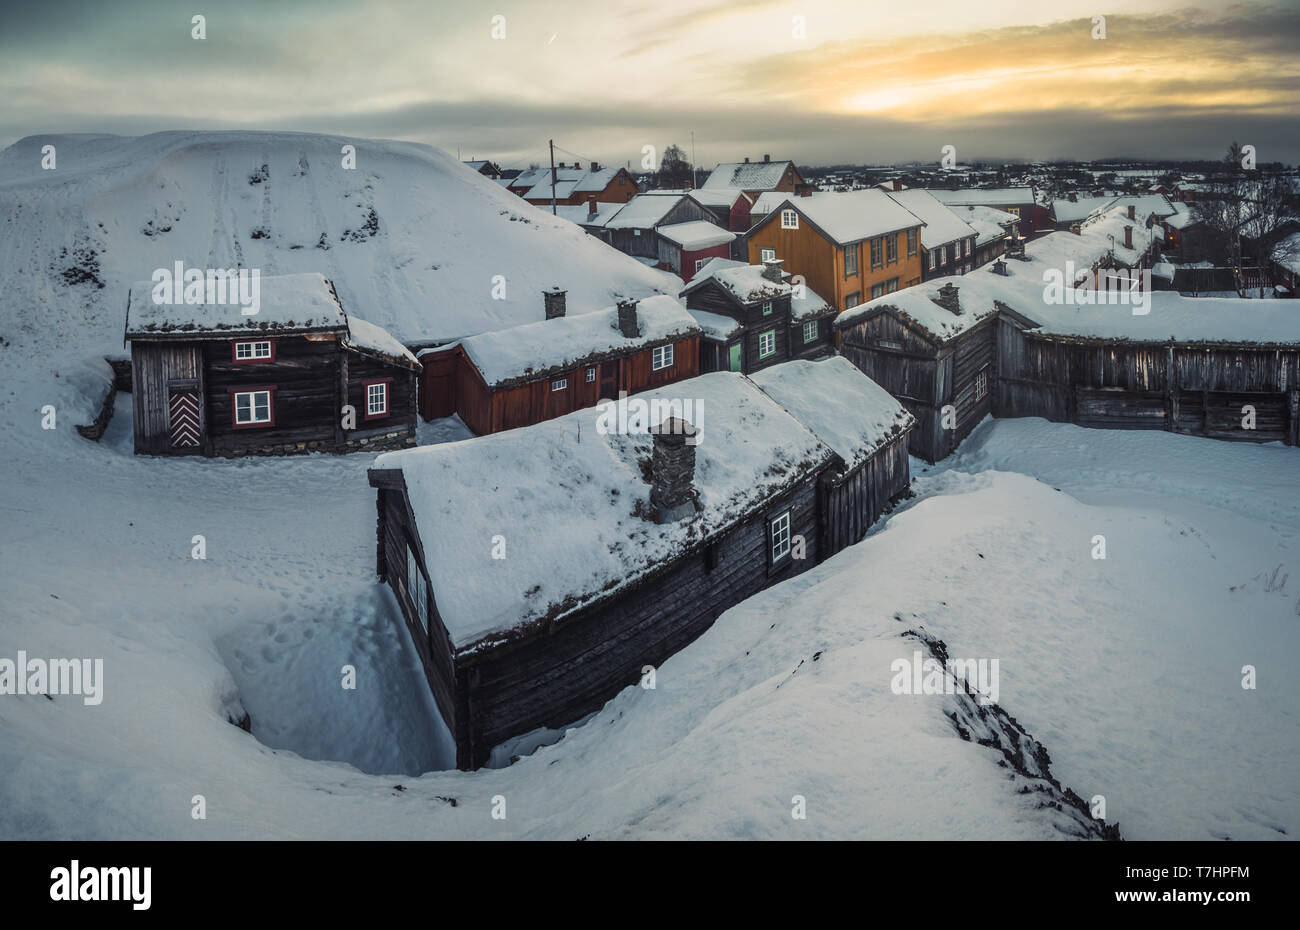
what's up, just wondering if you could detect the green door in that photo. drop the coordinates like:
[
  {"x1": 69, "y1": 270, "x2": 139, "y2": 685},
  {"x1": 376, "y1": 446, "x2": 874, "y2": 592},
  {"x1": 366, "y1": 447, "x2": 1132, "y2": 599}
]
[{"x1": 728, "y1": 342, "x2": 743, "y2": 372}]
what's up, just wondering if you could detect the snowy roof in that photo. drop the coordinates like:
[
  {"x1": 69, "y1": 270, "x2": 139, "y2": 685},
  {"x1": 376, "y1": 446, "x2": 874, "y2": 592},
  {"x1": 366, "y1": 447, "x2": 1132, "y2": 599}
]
[
  {"x1": 1151, "y1": 261, "x2": 1176, "y2": 280},
  {"x1": 838, "y1": 215, "x2": 1300, "y2": 347},
  {"x1": 686, "y1": 187, "x2": 749, "y2": 208},
  {"x1": 688, "y1": 308, "x2": 741, "y2": 340},
  {"x1": 1051, "y1": 196, "x2": 1119, "y2": 224},
  {"x1": 952, "y1": 204, "x2": 1019, "y2": 246},
  {"x1": 1165, "y1": 209, "x2": 1200, "y2": 231},
  {"x1": 373, "y1": 372, "x2": 837, "y2": 652},
  {"x1": 750, "y1": 357, "x2": 915, "y2": 473},
  {"x1": 510, "y1": 167, "x2": 583, "y2": 190},
  {"x1": 928, "y1": 188, "x2": 1034, "y2": 207},
  {"x1": 682, "y1": 258, "x2": 834, "y2": 320},
  {"x1": 524, "y1": 178, "x2": 581, "y2": 200},
  {"x1": 343, "y1": 315, "x2": 420, "y2": 368},
  {"x1": 553, "y1": 201, "x2": 626, "y2": 228},
  {"x1": 756, "y1": 190, "x2": 923, "y2": 245},
  {"x1": 1032, "y1": 205, "x2": 1160, "y2": 269},
  {"x1": 703, "y1": 160, "x2": 794, "y2": 191},
  {"x1": 749, "y1": 191, "x2": 790, "y2": 216},
  {"x1": 657, "y1": 220, "x2": 735, "y2": 250},
  {"x1": 443, "y1": 294, "x2": 700, "y2": 386},
  {"x1": 573, "y1": 168, "x2": 621, "y2": 192},
  {"x1": 604, "y1": 193, "x2": 684, "y2": 229},
  {"x1": 884, "y1": 189, "x2": 977, "y2": 249},
  {"x1": 125, "y1": 272, "x2": 347, "y2": 337}
]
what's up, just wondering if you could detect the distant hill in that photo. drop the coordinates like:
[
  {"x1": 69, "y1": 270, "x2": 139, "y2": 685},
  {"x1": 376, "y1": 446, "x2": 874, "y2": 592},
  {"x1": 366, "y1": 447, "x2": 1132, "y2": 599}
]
[{"x1": 0, "y1": 131, "x2": 677, "y2": 356}]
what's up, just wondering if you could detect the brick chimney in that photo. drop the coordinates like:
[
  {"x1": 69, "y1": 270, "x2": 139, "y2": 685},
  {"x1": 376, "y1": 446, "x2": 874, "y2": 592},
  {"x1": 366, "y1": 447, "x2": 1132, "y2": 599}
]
[
  {"x1": 1127, "y1": 204, "x2": 1136, "y2": 220},
  {"x1": 649, "y1": 418, "x2": 698, "y2": 522},
  {"x1": 587, "y1": 195, "x2": 598, "y2": 216},
  {"x1": 590, "y1": 161, "x2": 599, "y2": 172},
  {"x1": 617, "y1": 298, "x2": 639, "y2": 337},
  {"x1": 761, "y1": 258, "x2": 784, "y2": 283},
  {"x1": 934, "y1": 282, "x2": 961, "y2": 315},
  {"x1": 1068, "y1": 192, "x2": 1077, "y2": 202},
  {"x1": 763, "y1": 154, "x2": 771, "y2": 163},
  {"x1": 543, "y1": 287, "x2": 567, "y2": 320},
  {"x1": 1124, "y1": 225, "x2": 1133, "y2": 249}
]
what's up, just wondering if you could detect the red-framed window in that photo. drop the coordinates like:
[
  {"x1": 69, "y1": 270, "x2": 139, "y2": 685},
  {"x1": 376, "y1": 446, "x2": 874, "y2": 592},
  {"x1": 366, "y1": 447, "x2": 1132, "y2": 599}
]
[
  {"x1": 229, "y1": 385, "x2": 276, "y2": 428},
  {"x1": 363, "y1": 378, "x2": 394, "y2": 420},
  {"x1": 231, "y1": 339, "x2": 276, "y2": 363}
]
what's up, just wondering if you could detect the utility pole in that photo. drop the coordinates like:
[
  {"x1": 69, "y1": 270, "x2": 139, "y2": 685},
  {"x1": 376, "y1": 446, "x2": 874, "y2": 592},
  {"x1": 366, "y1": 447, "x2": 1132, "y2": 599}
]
[
  {"x1": 549, "y1": 139, "x2": 557, "y2": 215},
  {"x1": 691, "y1": 131, "x2": 697, "y2": 190}
]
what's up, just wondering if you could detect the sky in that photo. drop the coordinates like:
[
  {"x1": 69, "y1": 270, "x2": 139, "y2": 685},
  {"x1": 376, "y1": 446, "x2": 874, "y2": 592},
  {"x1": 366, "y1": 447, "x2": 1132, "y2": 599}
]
[{"x1": 2, "y1": 0, "x2": 1298, "y2": 169}]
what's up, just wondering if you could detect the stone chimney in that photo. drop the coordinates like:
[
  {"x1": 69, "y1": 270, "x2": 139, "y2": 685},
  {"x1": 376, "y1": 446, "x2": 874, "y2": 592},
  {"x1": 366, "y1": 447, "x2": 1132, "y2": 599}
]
[
  {"x1": 649, "y1": 418, "x2": 698, "y2": 522},
  {"x1": 934, "y1": 282, "x2": 961, "y2": 315},
  {"x1": 743, "y1": 156, "x2": 750, "y2": 163},
  {"x1": 1124, "y1": 225, "x2": 1133, "y2": 249},
  {"x1": 761, "y1": 258, "x2": 784, "y2": 283},
  {"x1": 763, "y1": 154, "x2": 771, "y2": 163},
  {"x1": 617, "y1": 298, "x2": 639, "y2": 337},
  {"x1": 544, "y1": 287, "x2": 567, "y2": 320},
  {"x1": 993, "y1": 259, "x2": 1008, "y2": 276},
  {"x1": 587, "y1": 195, "x2": 598, "y2": 216}
]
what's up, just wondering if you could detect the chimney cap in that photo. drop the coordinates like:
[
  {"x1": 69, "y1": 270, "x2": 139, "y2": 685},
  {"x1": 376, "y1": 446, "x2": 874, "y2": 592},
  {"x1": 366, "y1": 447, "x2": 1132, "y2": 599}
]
[
  {"x1": 763, "y1": 154, "x2": 771, "y2": 162},
  {"x1": 651, "y1": 417, "x2": 698, "y2": 439}
]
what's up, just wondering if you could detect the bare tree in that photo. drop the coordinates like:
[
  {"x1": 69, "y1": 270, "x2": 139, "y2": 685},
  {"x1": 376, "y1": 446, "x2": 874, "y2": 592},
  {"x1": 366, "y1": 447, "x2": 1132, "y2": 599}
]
[{"x1": 657, "y1": 144, "x2": 693, "y2": 189}]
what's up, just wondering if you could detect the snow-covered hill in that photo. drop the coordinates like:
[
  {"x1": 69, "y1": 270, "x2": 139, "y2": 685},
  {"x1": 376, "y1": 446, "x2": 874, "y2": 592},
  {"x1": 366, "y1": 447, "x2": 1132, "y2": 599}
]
[{"x1": 0, "y1": 131, "x2": 676, "y2": 355}]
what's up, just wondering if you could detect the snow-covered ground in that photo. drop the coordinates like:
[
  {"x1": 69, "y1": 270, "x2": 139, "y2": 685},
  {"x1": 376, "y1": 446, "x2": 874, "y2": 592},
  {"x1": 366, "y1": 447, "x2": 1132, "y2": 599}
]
[{"x1": 2, "y1": 361, "x2": 1295, "y2": 837}]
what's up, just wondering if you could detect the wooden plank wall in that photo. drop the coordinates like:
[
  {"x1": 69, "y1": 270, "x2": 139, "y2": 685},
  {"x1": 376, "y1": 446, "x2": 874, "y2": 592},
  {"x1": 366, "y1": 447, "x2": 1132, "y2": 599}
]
[{"x1": 130, "y1": 342, "x2": 202, "y2": 455}]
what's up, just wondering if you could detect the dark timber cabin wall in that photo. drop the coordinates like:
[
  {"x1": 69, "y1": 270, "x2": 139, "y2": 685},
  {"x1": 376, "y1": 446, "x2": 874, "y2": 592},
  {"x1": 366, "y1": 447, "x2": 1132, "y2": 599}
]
[
  {"x1": 839, "y1": 309, "x2": 995, "y2": 463},
  {"x1": 996, "y1": 322, "x2": 1300, "y2": 444},
  {"x1": 819, "y1": 432, "x2": 911, "y2": 557},
  {"x1": 131, "y1": 341, "x2": 204, "y2": 455},
  {"x1": 372, "y1": 472, "x2": 824, "y2": 770}
]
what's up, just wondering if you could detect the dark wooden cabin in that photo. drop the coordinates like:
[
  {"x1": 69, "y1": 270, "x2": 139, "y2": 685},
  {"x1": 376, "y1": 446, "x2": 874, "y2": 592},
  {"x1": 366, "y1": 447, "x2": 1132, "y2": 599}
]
[
  {"x1": 368, "y1": 365, "x2": 913, "y2": 769},
  {"x1": 125, "y1": 272, "x2": 420, "y2": 457},
  {"x1": 417, "y1": 292, "x2": 702, "y2": 433},
  {"x1": 680, "y1": 257, "x2": 836, "y2": 375}
]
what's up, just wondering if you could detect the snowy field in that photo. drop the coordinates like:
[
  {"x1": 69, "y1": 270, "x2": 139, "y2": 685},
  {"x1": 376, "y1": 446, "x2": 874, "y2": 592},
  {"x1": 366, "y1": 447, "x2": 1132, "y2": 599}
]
[{"x1": 1, "y1": 360, "x2": 1295, "y2": 838}]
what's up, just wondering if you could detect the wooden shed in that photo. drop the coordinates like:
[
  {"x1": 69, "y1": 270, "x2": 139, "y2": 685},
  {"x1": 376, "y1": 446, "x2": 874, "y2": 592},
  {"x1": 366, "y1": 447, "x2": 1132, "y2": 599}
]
[
  {"x1": 124, "y1": 272, "x2": 420, "y2": 457},
  {"x1": 369, "y1": 366, "x2": 912, "y2": 769},
  {"x1": 417, "y1": 292, "x2": 702, "y2": 433}
]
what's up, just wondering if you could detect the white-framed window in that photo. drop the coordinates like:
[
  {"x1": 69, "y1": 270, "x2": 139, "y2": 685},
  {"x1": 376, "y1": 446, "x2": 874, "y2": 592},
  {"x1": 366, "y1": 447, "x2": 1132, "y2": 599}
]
[
  {"x1": 963, "y1": 239, "x2": 971, "y2": 257},
  {"x1": 762, "y1": 300, "x2": 773, "y2": 316},
  {"x1": 406, "y1": 546, "x2": 428, "y2": 633},
  {"x1": 769, "y1": 510, "x2": 792, "y2": 563},
  {"x1": 694, "y1": 257, "x2": 709, "y2": 273},
  {"x1": 233, "y1": 389, "x2": 272, "y2": 425},
  {"x1": 758, "y1": 329, "x2": 776, "y2": 359},
  {"x1": 651, "y1": 343, "x2": 674, "y2": 371},
  {"x1": 233, "y1": 340, "x2": 272, "y2": 361},
  {"x1": 802, "y1": 320, "x2": 818, "y2": 343},
  {"x1": 974, "y1": 367, "x2": 989, "y2": 402},
  {"x1": 367, "y1": 382, "x2": 388, "y2": 417},
  {"x1": 928, "y1": 249, "x2": 937, "y2": 270},
  {"x1": 781, "y1": 209, "x2": 799, "y2": 229},
  {"x1": 551, "y1": 378, "x2": 568, "y2": 391},
  {"x1": 586, "y1": 367, "x2": 597, "y2": 383},
  {"x1": 761, "y1": 248, "x2": 776, "y2": 262}
]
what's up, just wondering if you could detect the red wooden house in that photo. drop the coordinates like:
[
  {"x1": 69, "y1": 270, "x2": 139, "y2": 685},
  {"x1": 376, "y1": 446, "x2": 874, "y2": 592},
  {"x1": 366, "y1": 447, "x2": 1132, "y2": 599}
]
[{"x1": 418, "y1": 292, "x2": 702, "y2": 433}]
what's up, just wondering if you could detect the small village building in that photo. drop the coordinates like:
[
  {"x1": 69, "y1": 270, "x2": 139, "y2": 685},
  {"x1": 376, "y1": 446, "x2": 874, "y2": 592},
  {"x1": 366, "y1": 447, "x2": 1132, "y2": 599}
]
[
  {"x1": 124, "y1": 273, "x2": 419, "y2": 457},
  {"x1": 956, "y1": 204, "x2": 1021, "y2": 266},
  {"x1": 745, "y1": 190, "x2": 926, "y2": 312},
  {"x1": 656, "y1": 220, "x2": 736, "y2": 280},
  {"x1": 599, "y1": 192, "x2": 713, "y2": 261},
  {"x1": 463, "y1": 160, "x2": 502, "y2": 179},
  {"x1": 702, "y1": 156, "x2": 811, "y2": 199},
  {"x1": 680, "y1": 257, "x2": 835, "y2": 373},
  {"x1": 368, "y1": 364, "x2": 912, "y2": 768},
  {"x1": 884, "y1": 189, "x2": 980, "y2": 280},
  {"x1": 1272, "y1": 232, "x2": 1300, "y2": 298},
  {"x1": 417, "y1": 293, "x2": 701, "y2": 433},
  {"x1": 928, "y1": 188, "x2": 1049, "y2": 238},
  {"x1": 515, "y1": 163, "x2": 639, "y2": 206}
]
